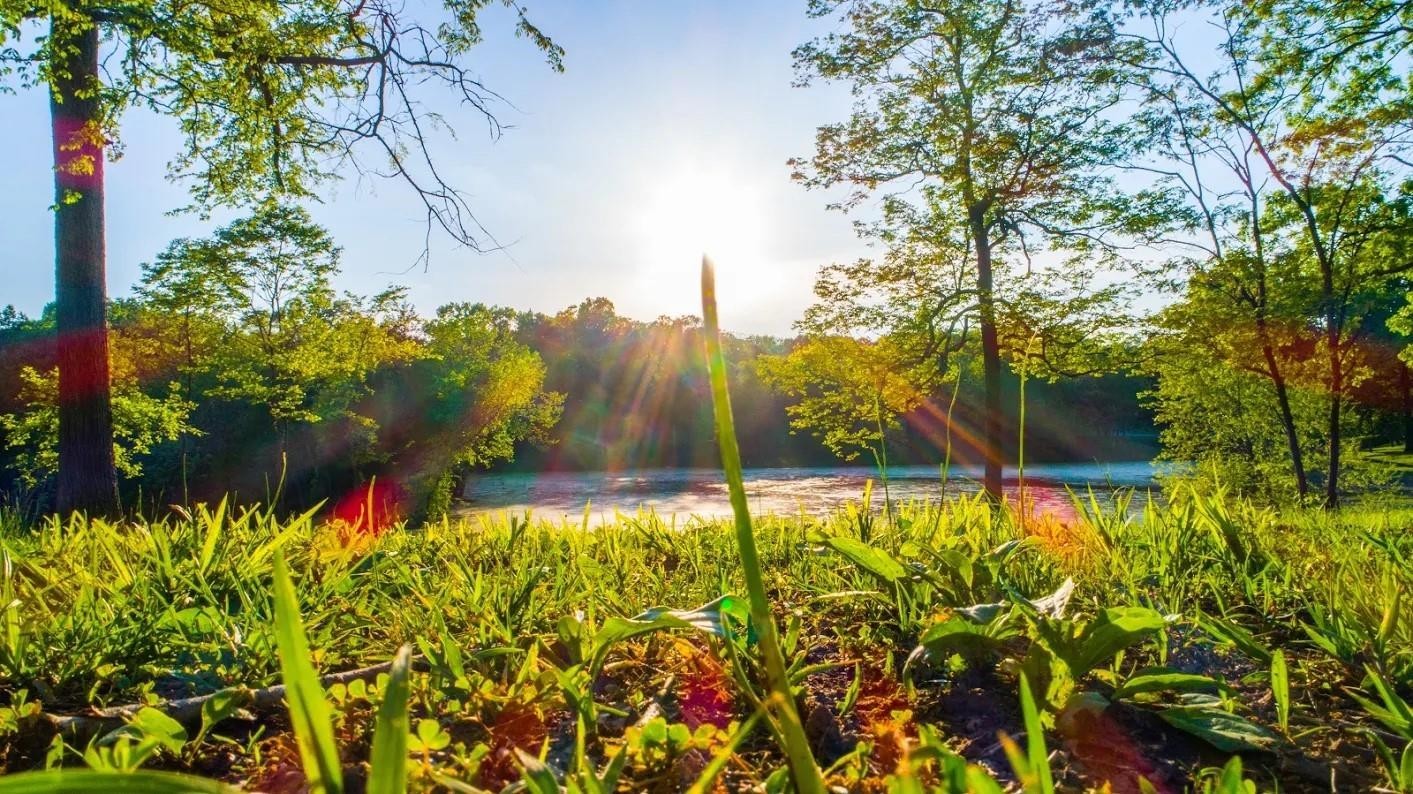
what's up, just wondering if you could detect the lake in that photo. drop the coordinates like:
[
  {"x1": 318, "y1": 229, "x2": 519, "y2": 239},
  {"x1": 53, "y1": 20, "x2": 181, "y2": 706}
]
[{"x1": 458, "y1": 461, "x2": 1160, "y2": 524}]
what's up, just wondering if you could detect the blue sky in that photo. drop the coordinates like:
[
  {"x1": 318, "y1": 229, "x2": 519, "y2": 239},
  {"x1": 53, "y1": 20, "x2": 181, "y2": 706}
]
[{"x1": 1, "y1": 1, "x2": 868, "y2": 336}]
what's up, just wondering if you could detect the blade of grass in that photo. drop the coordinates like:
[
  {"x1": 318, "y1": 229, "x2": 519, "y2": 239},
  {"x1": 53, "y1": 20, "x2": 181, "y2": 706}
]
[
  {"x1": 1000, "y1": 672, "x2": 1054, "y2": 794},
  {"x1": 0, "y1": 770, "x2": 241, "y2": 793},
  {"x1": 1270, "y1": 649, "x2": 1290, "y2": 735},
  {"x1": 367, "y1": 645, "x2": 414, "y2": 794},
  {"x1": 272, "y1": 552, "x2": 344, "y2": 794},
  {"x1": 701, "y1": 256, "x2": 825, "y2": 794}
]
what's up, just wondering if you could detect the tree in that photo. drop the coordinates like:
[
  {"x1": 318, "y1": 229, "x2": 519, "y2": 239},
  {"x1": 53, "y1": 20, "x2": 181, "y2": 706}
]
[
  {"x1": 1140, "y1": 315, "x2": 1329, "y2": 500},
  {"x1": 792, "y1": 0, "x2": 1133, "y2": 499},
  {"x1": 0, "y1": 363, "x2": 195, "y2": 490},
  {"x1": 1127, "y1": 56, "x2": 1322, "y2": 497},
  {"x1": 757, "y1": 335, "x2": 927, "y2": 472},
  {"x1": 0, "y1": 0, "x2": 562, "y2": 515},
  {"x1": 136, "y1": 206, "x2": 421, "y2": 489},
  {"x1": 1125, "y1": 0, "x2": 1413, "y2": 505},
  {"x1": 382, "y1": 303, "x2": 562, "y2": 520},
  {"x1": 796, "y1": 205, "x2": 1134, "y2": 484},
  {"x1": 1351, "y1": 278, "x2": 1413, "y2": 455}
]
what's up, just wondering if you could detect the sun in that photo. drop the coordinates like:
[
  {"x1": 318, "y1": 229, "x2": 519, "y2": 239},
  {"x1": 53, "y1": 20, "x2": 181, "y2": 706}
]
[{"x1": 631, "y1": 165, "x2": 768, "y2": 304}]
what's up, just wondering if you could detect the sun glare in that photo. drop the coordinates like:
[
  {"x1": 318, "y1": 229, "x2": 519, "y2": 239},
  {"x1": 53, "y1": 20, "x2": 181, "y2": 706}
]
[{"x1": 632, "y1": 166, "x2": 768, "y2": 305}]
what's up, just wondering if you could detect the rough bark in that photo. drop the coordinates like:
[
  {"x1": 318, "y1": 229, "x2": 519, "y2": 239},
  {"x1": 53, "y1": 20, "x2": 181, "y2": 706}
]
[
  {"x1": 972, "y1": 209, "x2": 1003, "y2": 501},
  {"x1": 1257, "y1": 330, "x2": 1308, "y2": 498},
  {"x1": 50, "y1": 16, "x2": 119, "y2": 516},
  {"x1": 1401, "y1": 360, "x2": 1411, "y2": 454},
  {"x1": 1324, "y1": 307, "x2": 1342, "y2": 509}
]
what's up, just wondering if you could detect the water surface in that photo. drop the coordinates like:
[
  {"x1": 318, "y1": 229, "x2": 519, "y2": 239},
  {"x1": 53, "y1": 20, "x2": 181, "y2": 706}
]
[{"x1": 459, "y1": 462, "x2": 1158, "y2": 524}]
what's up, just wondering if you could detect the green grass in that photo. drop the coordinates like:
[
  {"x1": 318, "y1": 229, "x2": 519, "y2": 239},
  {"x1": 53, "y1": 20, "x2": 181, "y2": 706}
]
[
  {"x1": 1370, "y1": 443, "x2": 1413, "y2": 473},
  {"x1": 0, "y1": 489, "x2": 1408, "y2": 790}
]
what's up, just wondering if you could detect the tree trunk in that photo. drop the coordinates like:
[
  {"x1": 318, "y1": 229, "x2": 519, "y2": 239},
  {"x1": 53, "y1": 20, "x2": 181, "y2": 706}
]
[
  {"x1": 50, "y1": 16, "x2": 119, "y2": 517},
  {"x1": 1325, "y1": 323, "x2": 1342, "y2": 509},
  {"x1": 1259, "y1": 338, "x2": 1308, "y2": 498},
  {"x1": 1401, "y1": 360, "x2": 1411, "y2": 454},
  {"x1": 972, "y1": 210, "x2": 1003, "y2": 501}
]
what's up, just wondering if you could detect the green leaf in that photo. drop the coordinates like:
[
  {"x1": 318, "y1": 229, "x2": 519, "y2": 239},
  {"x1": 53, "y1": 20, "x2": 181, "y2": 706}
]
[
  {"x1": 195, "y1": 689, "x2": 247, "y2": 745},
  {"x1": 271, "y1": 552, "x2": 344, "y2": 794},
  {"x1": 588, "y1": 595, "x2": 747, "y2": 674},
  {"x1": 818, "y1": 535, "x2": 908, "y2": 584},
  {"x1": 367, "y1": 645, "x2": 413, "y2": 794},
  {"x1": 1158, "y1": 699, "x2": 1278, "y2": 752},
  {"x1": 1350, "y1": 666, "x2": 1413, "y2": 739},
  {"x1": 0, "y1": 770, "x2": 240, "y2": 793},
  {"x1": 1270, "y1": 650, "x2": 1290, "y2": 734},
  {"x1": 1072, "y1": 607, "x2": 1166, "y2": 675},
  {"x1": 1113, "y1": 669, "x2": 1232, "y2": 700},
  {"x1": 413, "y1": 719, "x2": 451, "y2": 752},
  {"x1": 103, "y1": 707, "x2": 188, "y2": 756},
  {"x1": 196, "y1": 498, "x2": 227, "y2": 576},
  {"x1": 906, "y1": 615, "x2": 1017, "y2": 676},
  {"x1": 1214, "y1": 756, "x2": 1254, "y2": 793},
  {"x1": 1198, "y1": 613, "x2": 1272, "y2": 664},
  {"x1": 1000, "y1": 672, "x2": 1054, "y2": 794},
  {"x1": 515, "y1": 748, "x2": 559, "y2": 794}
]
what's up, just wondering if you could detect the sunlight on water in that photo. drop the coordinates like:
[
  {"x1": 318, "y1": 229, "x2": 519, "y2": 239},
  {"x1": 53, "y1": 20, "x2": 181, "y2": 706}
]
[{"x1": 459, "y1": 462, "x2": 1160, "y2": 525}]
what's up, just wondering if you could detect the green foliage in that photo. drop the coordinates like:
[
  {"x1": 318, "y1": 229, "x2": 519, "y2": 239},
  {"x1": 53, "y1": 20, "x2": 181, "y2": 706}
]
[
  {"x1": 0, "y1": 489, "x2": 1407, "y2": 788},
  {"x1": 367, "y1": 645, "x2": 413, "y2": 794},
  {"x1": 271, "y1": 552, "x2": 343, "y2": 794},
  {"x1": 789, "y1": 0, "x2": 1141, "y2": 494},
  {"x1": 1, "y1": 208, "x2": 561, "y2": 515},
  {"x1": 0, "y1": 365, "x2": 195, "y2": 486},
  {"x1": 1270, "y1": 650, "x2": 1290, "y2": 734},
  {"x1": 1129, "y1": 0, "x2": 1413, "y2": 504},
  {"x1": 1, "y1": 0, "x2": 561, "y2": 236},
  {"x1": 418, "y1": 303, "x2": 562, "y2": 471},
  {"x1": 0, "y1": 770, "x2": 240, "y2": 793},
  {"x1": 1000, "y1": 672, "x2": 1055, "y2": 794},
  {"x1": 145, "y1": 205, "x2": 419, "y2": 433},
  {"x1": 1156, "y1": 696, "x2": 1279, "y2": 753},
  {"x1": 757, "y1": 335, "x2": 926, "y2": 464}
]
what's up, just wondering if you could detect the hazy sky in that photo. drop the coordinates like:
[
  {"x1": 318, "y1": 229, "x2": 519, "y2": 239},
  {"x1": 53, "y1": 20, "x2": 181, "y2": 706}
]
[{"x1": 1, "y1": 1, "x2": 870, "y2": 336}]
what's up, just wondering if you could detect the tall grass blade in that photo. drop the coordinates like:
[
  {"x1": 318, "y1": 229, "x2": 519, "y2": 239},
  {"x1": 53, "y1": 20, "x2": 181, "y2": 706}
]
[
  {"x1": 701, "y1": 256, "x2": 825, "y2": 794},
  {"x1": 196, "y1": 498, "x2": 227, "y2": 576},
  {"x1": 1270, "y1": 650, "x2": 1290, "y2": 734},
  {"x1": 1000, "y1": 672, "x2": 1054, "y2": 794},
  {"x1": 271, "y1": 552, "x2": 344, "y2": 794},
  {"x1": 367, "y1": 645, "x2": 414, "y2": 794},
  {"x1": 0, "y1": 770, "x2": 241, "y2": 793}
]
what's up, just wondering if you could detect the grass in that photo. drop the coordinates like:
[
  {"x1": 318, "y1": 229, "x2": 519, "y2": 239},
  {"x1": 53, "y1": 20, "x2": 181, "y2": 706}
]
[
  {"x1": 1369, "y1": 443, "x2": 1413, "y2": 474},
  {"x1": 0, "y1": 486, "x2": 1407, "y2": 791}
]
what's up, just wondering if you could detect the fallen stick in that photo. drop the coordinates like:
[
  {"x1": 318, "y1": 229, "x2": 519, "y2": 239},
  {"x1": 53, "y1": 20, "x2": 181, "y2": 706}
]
[{"x1": 40, "y1": 656, "x2": 427, "y2": 738}]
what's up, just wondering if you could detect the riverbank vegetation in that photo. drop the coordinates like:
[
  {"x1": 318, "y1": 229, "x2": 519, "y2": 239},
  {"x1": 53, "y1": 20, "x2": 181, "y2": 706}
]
[
  {"x1": 1, "y1": 488, "x2": 1412, "y2": 791},
  {"x1": 3, "y1": 0, "x2": 1413, "y2": 789}
]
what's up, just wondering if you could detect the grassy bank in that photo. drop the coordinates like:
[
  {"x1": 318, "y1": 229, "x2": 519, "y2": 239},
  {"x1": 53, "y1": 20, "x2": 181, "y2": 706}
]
[{"x1": 0, "y1": 489, "x2": 1409, "y2": 791}]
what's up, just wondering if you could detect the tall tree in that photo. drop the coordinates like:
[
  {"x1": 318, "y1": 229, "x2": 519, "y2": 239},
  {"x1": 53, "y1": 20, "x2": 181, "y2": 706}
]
[
  {"x1": 1126, "y1": 0, "x2": 1413, "y2": 505},
  {"x1": 1129, "y1": 57, "x2": 1320, "y2": 497},
  {"x1": 792, "y1": 0, "x2": 1133, "y2": 498},
  {"x1": 0, "y1": 0, "x2": 562, "y2": 514}
]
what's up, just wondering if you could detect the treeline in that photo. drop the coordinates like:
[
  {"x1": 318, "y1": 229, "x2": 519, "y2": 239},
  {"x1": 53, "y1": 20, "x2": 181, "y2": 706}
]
[
  {"x1": 501, "y1": 297, "x2": 1157, "y2": 473},
  {"x1": 0, "y1": 206, "x2": 561, "y2": 520},
  {"x1": 0, "y1": 207, "x2": 1159, "y2": 519}
]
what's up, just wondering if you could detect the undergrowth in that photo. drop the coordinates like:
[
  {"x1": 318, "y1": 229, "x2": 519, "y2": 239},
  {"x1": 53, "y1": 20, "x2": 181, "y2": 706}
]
[{"x1": 0, "y1": 485, "x2": 1406, "y2": 791}]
